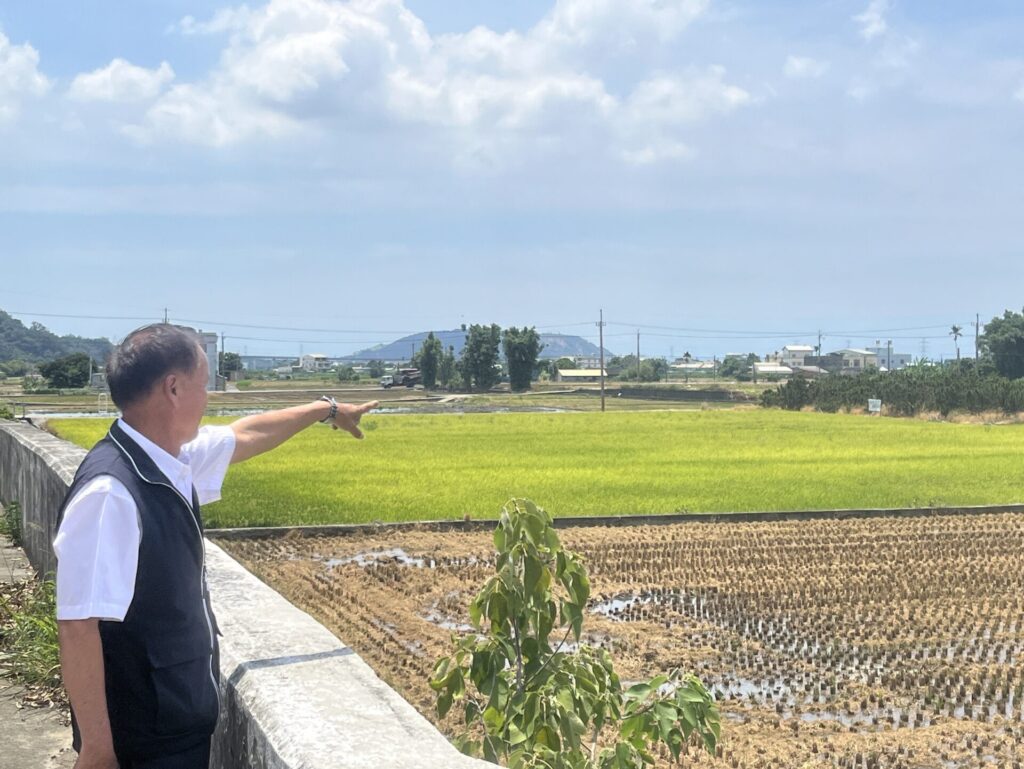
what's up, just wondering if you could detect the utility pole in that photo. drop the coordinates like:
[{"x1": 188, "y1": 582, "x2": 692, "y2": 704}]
[
  {"x1": 636, "y1": 330, "x2": 641, "y2": 382},
  {"x1": 220, "y1": 332, "x2": 225, "y2": 387},
  {"x1": 975, "y1": 312, "x2": 980, "y2": 362},
  {"x1": 817, "y1": 330, "x2": 823, "y2": 364},
  {"x1": 163, "y1": 307, "x2": 169, "y2": 324},
  {"x1": 598, "y1": 309, "x2": 606, "y2": 412},
  {"x1": 887, "y1": 339, "x2": 892, "y2": 371}
]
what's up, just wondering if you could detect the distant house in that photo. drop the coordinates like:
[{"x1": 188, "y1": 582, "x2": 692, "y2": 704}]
[
  {"x1": 198, "y1": 331, "x2": 219, "y2": 391},
  {"x1": 832, "y1": 348, "x2": 879, "y2": 374},
  {"x1": 791, "y1": 365, "x2": 827, "y2": 379},
  {"x1": 300, "y1": 353, "x2": 331, "y2": 373},
  {"x1": 865, "y1": 347, "x2": 913, "y2": 371},
  {"x1": 554, "y1": 368, "x2": 606, "y2": 383},
  {"x1": 753, "y1": 362, "x2": 793, "y2": 377},
  {"x1": 240, "y1": 355, "x2": 298, "y2": 372},
  {"x1": 781, "y1": 345, "x2": 815, "y2": 368},
  {"x1": 671, "y1": 360, "x2": 715, "y2": 371}
]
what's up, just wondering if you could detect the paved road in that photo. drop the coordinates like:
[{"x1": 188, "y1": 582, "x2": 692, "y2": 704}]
[{"x1": 1, "y1": 527, "x2": 76, "y2": 769}]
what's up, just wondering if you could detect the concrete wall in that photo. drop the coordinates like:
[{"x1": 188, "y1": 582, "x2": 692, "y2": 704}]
[
  {"x1": 0, "y1": 420, "x2": 87, "y2": 576},
  {"x1": 0, "y1": 420, "x2": 490, "y2": 769}
]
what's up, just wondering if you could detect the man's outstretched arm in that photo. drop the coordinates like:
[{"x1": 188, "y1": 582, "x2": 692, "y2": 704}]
[{"x1": 230, "y1": 399, "x2": 378, "y2": 464}]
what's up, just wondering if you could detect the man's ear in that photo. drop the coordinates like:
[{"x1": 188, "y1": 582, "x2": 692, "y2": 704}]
[{"x1": 163, "y1": 373, "x2": 179, "y2": 401}]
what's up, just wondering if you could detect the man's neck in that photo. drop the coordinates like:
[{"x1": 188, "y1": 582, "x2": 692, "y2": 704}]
[{"x1": 120, "y1": 411, "x2": 183, "y2": 458}]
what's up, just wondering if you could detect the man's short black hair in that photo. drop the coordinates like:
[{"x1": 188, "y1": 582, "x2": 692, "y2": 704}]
[{"x1": 106, "y1": 324, "x2": 204, "y2": 408}]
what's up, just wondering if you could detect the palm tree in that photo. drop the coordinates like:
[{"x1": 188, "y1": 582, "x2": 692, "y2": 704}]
[{"x1": 950, "y1": 325, "x2": 963, "y2": 360}]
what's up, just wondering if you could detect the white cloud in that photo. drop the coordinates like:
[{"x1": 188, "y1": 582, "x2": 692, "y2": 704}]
[
  {"x1": 621, "y1": 140, "x2": 693, "y2": 165},
  {"x1": 0, "y1": 30, "x2": 50, "y2": 122},
  {"x1": 783, "y1": 55, "x2": 829, "y2": 79},
  {"x1": 535, "y1": 0, "x2": 708, "y2": 53},
  {"x1": 619, "y1": 67, "x2": 750, "y2": 165},
  {"x1": 874, "y1": 35, "x2": 920, "y2": 70},
  {"x1": 626, "y1": 68, "x2": 750, "y2": 125},
  {"x1": 174, "y1": 8, "x2": 256, "y2": 36},
  {"x1": 846, "y1": 78, "x2": 875, "y2": 102},
  {"x1": 1015, "y1": 83, "x2": 1024, "y2": 103},
  {"x1": 853, "y1": 0, "x2": 889, "y2": 42},
  {"x1": 122, "y1": 81, "x2": 304, "y2": 147},
  {"x1": 126, "y1": 0, "x2": 743, "y2": 162},
  {"x1": 69, "y1": 59, "x2": 175, "y2": 103}
]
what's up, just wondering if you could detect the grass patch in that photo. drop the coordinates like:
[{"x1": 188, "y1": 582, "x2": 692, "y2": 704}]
[
  {"x1": 49, "y1": 410, "x2": 1024, "y2": 527},
  {"x1": 0, "y1": 501, "x2": 22, "y2": 546},
  {"x1": 0, "y1": 577, "x2": 64, "y2": 703}
]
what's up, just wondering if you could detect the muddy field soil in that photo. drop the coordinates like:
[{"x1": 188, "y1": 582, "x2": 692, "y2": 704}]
[{"x1": 216, "y1": 512, "x2": 1024, "y2": 769}]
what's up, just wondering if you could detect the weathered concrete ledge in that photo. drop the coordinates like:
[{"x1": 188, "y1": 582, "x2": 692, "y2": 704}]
[
  {"x1": 0, "y1": 420, "x2": 491, "y2": 769},
  {"x1": 0, "y1": 419, "x2": 88, "y2": 576}
]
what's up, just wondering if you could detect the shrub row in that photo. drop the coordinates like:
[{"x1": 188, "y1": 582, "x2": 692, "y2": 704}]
[{"x1": 761, "y1": 366, "x2": 1024, "y2": 416}]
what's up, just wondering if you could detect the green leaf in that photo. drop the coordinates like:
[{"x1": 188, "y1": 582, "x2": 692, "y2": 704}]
[
  {"x1": 483, "y1": 705, "x2": 506, "y2": 733},
  {"x1": 676, "y1": 685, "x2": 709, "y2": 703},
  {"x1": 555, "y1": 687, "x2": 575, "y2": 713},
  {"x1": 525, "y1": 557, "x2": 543, "y2": 599},
  {"x1": 655, "y1": 701, "x2": 676, "y2": 737},
  {"x1": 507, "y1": 721, "x2": 528, "y2": 746},
  {"x1": 680, "y1": 701, "x2": 697, "y2": 728},
  {"x1": 524, "y1": 513, "x2": 545, "y2": 545},
  {"x1": 437, "y1": 691, "x2": 453, "y2": 718},
  {"x1": 625, "y1": 683, "x2": 653, "y2": 701}
]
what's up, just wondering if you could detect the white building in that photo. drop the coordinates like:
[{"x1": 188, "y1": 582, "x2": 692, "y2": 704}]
[
  {"x1": 865, "y1": 347, "x2": 913, "y2": 370},
  {"x1": 300, "y1": 353, "x2": 331, "y2": 372},
  {"x1": 198, "y1": 332, "x2": 219, "y2": 391},
  {"x1": 832, "y1": 348, "x2": 879, "y2": 373},
  {"x1": 554, "y1": 368, "x2": 606, "y2": 382},
  {"x1": 753, "y1": 362, "x2": 793, "y2": 377},
  {"x1": 781, "y1": 345, "x2": 815, "y2": 368},
  {"x1": 671, "y1": 360, "x2": 716, "y2": 371}
]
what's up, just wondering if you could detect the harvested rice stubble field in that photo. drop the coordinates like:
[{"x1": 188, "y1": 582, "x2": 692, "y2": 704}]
[
  {"x1": 48, "y1": 411, "x2": 1024, "y2": 526},
  {"x1": 217, "y1": 511, "x2": 1024, "y2": 769}
]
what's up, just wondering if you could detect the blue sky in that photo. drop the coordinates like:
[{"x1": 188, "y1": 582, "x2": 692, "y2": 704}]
[{"x1": 1, "y1": 0, "x2": 1022, "y2": 360}]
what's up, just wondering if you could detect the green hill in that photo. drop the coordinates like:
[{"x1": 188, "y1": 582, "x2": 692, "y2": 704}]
[{"x1": 0, "y1": 311, "x2": 113, "y2": 364}]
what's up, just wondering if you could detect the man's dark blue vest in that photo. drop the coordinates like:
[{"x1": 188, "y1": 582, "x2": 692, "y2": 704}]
[{"x1": 57, "y1": 420, "x2": 220, "y2": 760}]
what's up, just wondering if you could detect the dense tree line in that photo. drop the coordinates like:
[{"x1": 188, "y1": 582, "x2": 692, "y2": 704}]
[
  {"x1": 761, "y1": 363, "x2": 1024, "y2": 416},
  {"x1": 762, "y1": 309, "x2": 1024, "y2": 416},
  {"x1": 412, "y1": 325, "x2": 544, "y2": 392}
]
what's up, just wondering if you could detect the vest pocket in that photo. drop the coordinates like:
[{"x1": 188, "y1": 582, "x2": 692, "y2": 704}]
[{"x1": 147, "y1": 634, "x2": 219, "y2": 736}]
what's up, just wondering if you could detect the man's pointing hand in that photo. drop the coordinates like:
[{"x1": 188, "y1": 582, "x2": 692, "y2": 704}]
[{"x1": 331, "y1": 400, "x2": 379, "y2": 439}]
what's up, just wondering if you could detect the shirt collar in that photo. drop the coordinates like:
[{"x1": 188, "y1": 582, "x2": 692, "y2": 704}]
[{"x1": 116, "y1": 418, "x2": 192, "y2": 493}]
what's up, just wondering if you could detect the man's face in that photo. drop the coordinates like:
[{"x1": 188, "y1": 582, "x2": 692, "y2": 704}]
[{"x1": 177, "y1": 346, "x2": 209, "y2": 441}]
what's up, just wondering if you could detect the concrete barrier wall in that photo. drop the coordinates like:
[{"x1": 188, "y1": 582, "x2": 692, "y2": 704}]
[
  {"x1": 0, "y1": 420, "x2": 490, "y2": 769},
  {"x1": 0, "y1": 420, "x2": 87, "y2": 576}
]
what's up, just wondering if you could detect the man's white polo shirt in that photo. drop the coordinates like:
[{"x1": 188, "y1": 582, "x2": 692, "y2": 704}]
[{"x1": 53, "y1": 419, "x2": 235, "y2": 622}]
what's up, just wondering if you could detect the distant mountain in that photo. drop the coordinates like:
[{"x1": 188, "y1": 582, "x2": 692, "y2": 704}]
[
  {"x1": 344, "y1": 329, "x2": 612, "y2": 362},
  {"x1": 0, "y1": 310, "x2": 113, "y2": 363}
]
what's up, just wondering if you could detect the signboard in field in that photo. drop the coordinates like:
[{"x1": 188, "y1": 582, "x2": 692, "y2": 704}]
[{"x1": 868, "y1": 399, "x2": 882, "y2": 413}]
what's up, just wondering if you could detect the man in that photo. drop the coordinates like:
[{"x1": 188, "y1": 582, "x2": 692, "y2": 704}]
[{"x1": 54, "y1": 324, "x2": 377, "y2": 769}]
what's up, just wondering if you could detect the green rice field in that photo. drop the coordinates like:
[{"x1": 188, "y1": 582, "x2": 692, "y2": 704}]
[{"x1": 48, "y1": 411, "x2": 1024, "y2": 527}]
